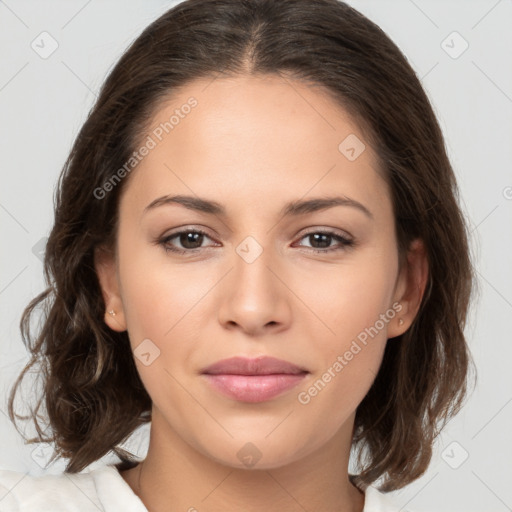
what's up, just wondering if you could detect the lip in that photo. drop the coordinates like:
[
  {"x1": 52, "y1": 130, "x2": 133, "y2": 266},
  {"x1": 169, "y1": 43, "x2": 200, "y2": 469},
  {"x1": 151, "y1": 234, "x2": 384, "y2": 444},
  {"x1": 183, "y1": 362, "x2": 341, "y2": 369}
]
[
  {"x1": 201, "y1": 356, "x2": 308, "y2": 376},
  {"x1": 201, "y1": 356, "x2": 309, "y2": 403}
]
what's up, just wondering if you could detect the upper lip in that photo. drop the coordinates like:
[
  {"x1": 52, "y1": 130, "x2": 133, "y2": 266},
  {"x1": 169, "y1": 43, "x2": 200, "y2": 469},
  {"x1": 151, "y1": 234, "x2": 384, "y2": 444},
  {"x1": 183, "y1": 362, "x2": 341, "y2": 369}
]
[{"x1": 201, "y1": 356, "x2": 308, "y2": 376}]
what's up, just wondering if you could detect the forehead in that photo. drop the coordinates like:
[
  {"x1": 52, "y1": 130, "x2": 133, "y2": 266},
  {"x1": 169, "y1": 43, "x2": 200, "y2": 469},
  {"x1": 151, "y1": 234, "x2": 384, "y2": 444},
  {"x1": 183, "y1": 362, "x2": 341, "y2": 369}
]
[{"x1": 121, "y1": 74, "x2": 391, "y2": 221}]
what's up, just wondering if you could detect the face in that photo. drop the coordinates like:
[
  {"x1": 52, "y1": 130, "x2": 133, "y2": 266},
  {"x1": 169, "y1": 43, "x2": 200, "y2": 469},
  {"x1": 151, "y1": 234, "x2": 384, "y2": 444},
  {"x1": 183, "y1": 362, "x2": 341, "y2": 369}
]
[{"x1": 96, "y1": 73, "x2": 425, "y2": 470}]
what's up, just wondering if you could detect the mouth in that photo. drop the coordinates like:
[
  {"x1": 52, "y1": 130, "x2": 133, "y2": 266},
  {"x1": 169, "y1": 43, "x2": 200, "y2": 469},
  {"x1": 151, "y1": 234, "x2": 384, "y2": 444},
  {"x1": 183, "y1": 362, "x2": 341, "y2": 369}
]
[
  {"x1": 200, "y1": 356, "x2": 309, "y2": 403},
  {"x1": 201, "y1": 355, "x2": 308, "y2": 376}
]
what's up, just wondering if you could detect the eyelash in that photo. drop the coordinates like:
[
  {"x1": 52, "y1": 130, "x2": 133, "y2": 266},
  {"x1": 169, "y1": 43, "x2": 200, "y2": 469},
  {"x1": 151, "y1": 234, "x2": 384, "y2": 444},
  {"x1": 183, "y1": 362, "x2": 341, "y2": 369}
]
[{"x1": 157, "y1": 228, "x2": 355, "y2": 255}]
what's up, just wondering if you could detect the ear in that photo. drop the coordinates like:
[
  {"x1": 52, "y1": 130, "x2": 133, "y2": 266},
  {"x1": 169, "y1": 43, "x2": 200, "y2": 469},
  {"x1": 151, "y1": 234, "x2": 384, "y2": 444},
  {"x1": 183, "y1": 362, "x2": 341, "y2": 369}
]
[
  {"x1": 94, "y1": 245, "x2": 127, "y2": 332},
  {"x1": 387, "y1": 238, "x2": 429, "y2": 339}
]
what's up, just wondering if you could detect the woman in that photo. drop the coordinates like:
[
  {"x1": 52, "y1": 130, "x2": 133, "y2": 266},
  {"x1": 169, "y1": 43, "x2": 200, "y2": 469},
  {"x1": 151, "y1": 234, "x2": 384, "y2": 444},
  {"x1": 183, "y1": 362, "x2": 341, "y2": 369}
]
[{"x1": 1, "y1": 0, "x2": 475, "y2": 510}]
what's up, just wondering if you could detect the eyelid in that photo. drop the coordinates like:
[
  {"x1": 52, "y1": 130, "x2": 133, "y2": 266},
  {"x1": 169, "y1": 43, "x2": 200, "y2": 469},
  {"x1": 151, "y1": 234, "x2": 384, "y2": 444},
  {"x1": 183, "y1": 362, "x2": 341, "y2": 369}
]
[
  {"x1": 156, "y1": 226, "x2": 219, "y2": 255},
  {"x1": 157, "y1": 225, "x2": 356, "y2": 256},
  {"x1": 296, "y1": 226, "x2": 354, "y2": 240},
  {"x1": 292, "y1": 229, "x2": 355, "y2": 253},
  {"x1": 160, "y1": 225, "x2": 353, "y2": 241}
]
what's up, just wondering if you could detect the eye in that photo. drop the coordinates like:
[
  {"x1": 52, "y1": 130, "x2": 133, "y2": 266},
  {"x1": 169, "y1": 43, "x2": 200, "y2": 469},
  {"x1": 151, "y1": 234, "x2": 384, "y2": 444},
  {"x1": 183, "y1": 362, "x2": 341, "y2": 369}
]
[
  {"x1": 294, "y1": 230, "x2": 355, "y2": 253},
  {"x1": 158, "y1": 228, "x2": 218, "y2": 255},
  {"x1": 157, "y1": 228, "x2": 355, "y2": 256}
]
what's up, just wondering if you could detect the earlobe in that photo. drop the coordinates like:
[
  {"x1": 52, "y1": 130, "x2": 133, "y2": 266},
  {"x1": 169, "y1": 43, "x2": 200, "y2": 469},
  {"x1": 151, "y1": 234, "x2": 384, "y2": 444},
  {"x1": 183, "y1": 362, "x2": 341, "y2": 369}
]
[
  {"x1": 94, "y1": 245, "x2": 127, "y2": 332},
  {"x1": 389, "y1": 238, "x2": 429, "y2": 338},
  {"x1": 105, "y1": 308, "x2": 126, "y2": 332}
]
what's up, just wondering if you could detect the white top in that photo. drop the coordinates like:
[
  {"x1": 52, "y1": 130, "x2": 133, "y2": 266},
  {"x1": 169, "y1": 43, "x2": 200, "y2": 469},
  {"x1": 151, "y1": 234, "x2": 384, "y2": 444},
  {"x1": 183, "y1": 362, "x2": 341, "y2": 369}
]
[{"x1": 0, "y1": 464, "x2": 416, "y2": 511}]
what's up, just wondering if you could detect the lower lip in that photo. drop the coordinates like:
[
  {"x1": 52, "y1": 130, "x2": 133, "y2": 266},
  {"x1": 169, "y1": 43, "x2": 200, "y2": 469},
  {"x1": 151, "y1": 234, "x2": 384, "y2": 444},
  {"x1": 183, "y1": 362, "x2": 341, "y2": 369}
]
[{"x1": 202, "y1": 373, "x2": 308, "y2": 403}]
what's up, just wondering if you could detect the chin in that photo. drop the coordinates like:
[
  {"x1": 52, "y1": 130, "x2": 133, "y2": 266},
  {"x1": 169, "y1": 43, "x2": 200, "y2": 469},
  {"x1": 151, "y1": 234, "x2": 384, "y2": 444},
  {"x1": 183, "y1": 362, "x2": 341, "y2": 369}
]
[{"x1": 199, "y1": 435, "x2": 316, "y2": 471}]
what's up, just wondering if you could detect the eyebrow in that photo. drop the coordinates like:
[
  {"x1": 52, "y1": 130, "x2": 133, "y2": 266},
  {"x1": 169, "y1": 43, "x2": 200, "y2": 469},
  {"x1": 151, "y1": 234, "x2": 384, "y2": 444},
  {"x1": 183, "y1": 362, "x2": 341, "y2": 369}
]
[{"x1": 143, "y1": 194, "x2": 373, "y2": 219}]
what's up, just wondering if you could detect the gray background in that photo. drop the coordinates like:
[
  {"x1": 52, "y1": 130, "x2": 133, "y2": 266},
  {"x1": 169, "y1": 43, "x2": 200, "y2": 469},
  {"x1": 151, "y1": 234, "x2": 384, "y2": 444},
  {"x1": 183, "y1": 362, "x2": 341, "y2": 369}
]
[{"x1": 1, "y1": 1, "x2": 511, "y2": 511}]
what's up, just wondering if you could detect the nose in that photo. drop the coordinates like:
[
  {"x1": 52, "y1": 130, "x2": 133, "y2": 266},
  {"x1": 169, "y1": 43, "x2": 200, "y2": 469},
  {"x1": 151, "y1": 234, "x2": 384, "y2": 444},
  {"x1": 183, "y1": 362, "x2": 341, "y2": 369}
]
[{"x1": 217, "y1": 242, "x2": 292, "y2": 337}]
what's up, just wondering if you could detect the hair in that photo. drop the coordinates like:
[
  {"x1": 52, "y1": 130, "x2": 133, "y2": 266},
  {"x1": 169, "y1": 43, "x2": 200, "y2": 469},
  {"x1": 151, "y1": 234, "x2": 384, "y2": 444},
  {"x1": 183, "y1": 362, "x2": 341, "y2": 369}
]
[{"x1": 7, "y1": 0, "x2": 476, "y2": 493}]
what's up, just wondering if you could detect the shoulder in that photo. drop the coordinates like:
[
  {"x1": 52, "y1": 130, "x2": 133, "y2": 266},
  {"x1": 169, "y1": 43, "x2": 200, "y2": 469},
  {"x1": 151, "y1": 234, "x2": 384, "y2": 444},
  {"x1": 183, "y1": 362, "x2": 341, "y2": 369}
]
[
  {"x1": 0, "y1": 466, "x2": 102, "y2": 511},
  {"x1": 0, "y1": 463, "x2": 147, "y2": 512},
  {"x1": 363, "y1": 484, "x2": 420, "y2": 512}
]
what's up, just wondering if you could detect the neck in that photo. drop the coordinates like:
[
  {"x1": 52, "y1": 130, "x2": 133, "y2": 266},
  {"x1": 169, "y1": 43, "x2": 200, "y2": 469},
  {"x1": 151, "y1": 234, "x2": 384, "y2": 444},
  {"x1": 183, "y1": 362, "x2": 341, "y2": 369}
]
[{"x1": 120, "y1": 409, "x2": 365, "y2": 512}]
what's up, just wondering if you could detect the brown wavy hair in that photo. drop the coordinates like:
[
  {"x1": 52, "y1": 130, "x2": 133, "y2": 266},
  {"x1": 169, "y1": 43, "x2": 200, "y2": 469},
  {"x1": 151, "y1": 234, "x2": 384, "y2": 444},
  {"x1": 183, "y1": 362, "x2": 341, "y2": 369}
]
[{"x1": 7, "y1": 0, "x2": 476, "y2": 492}]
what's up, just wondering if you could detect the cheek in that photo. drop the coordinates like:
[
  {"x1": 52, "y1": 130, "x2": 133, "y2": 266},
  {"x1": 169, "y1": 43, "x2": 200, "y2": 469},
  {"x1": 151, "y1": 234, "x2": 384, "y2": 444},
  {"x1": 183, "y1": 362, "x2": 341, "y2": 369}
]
[
  {"x1": 313, "y1": 252, "x2": 398, "y2": 352},
  {"x1": 116, "y1": 251, "x2": 207, "y2": 406},
  {"x1": 117, "y1": 227, "x2": 209, "y2": 339},
  {"x1": 296, "y1": 267, "x2": 395, "y2": 430},
  {"x1": 117, "y1": 218, "x2": 397, "y2": 395},
  {"x1": 298, "y1": 246, "x2": 398, "y2": 412},
  {"x1": 116, "y1": 233, "x2": 226, "y2": 396}
]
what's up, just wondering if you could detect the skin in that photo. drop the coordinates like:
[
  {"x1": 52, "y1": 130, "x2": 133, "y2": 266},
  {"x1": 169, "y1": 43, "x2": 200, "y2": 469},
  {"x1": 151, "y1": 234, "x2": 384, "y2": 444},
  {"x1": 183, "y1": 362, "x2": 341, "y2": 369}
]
[{"x1": 95, "y1": 73, "x2": 428, "y2": 512}]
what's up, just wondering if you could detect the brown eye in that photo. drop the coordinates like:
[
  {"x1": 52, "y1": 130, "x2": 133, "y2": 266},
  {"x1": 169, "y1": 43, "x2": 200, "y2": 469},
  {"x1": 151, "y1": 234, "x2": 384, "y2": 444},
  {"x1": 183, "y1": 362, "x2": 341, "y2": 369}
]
[
  {"x1": 296, "y1": 231, "x2": 355, "y2": 253},
  {"x1": 177, "y1": 231, "x2": 205, "y2": 249},
  {"x1": 159, "y1": 229, "x2": 217, "y2": 254}
]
